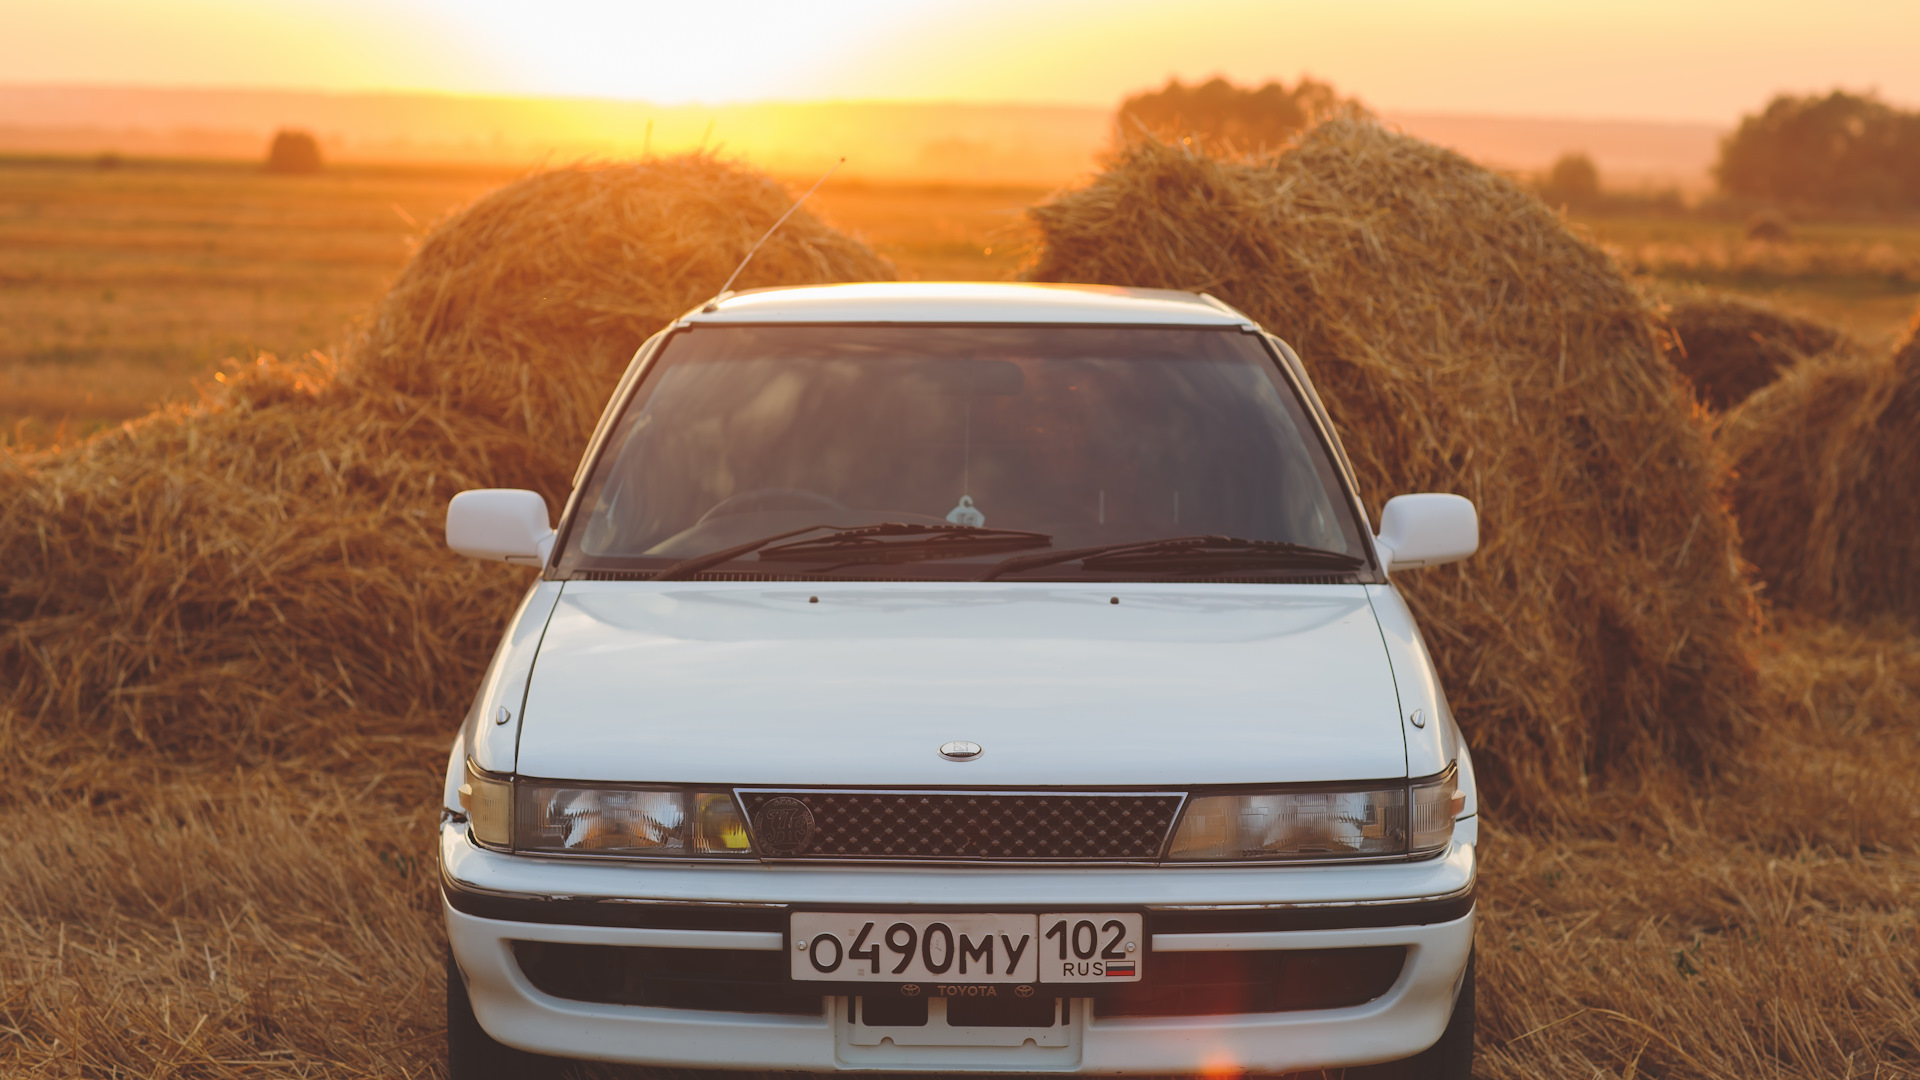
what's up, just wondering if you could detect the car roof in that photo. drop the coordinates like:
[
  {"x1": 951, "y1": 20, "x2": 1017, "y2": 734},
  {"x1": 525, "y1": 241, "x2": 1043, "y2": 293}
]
[{"x1": 681, "y1": 282, "x2": 1257, "y2": 327}]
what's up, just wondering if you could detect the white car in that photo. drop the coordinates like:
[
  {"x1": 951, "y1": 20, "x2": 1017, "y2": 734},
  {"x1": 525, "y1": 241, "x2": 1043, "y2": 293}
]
[{"x1": 439, "y1": 282, "x2": 1481, "y2": 1078}]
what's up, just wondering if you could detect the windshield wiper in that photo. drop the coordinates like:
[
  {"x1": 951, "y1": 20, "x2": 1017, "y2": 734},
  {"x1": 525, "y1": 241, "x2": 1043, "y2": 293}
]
[
  {"x1": 760, "y1": 523, "x2": 1052, "y2": 568},
  {"x1": 975, "y1": 535, "x2": 1365, "y2": 582},
  {"x1": 652, "y1": 523, "x2": 1052, "y2": 581}
]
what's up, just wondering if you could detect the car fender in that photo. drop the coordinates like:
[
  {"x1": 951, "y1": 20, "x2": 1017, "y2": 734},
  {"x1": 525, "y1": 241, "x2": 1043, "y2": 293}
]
[
  {"x1": 441, "y1": 579, "x2": 566, "y2": 814},
  {"x1": 1364, "y1": 583, "x2": 1478, "y2": 819}
]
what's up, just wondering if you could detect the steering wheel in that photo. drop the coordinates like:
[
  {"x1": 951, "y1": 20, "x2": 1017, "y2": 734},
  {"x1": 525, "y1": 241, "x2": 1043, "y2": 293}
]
[{"x1": 695, "y1": 487, "x2": 847, "y2": 524}]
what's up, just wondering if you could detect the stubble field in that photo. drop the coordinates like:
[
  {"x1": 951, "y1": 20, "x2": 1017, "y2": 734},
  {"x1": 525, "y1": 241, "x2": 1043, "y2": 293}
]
[
  {"x1": 0, "y1": 158, "x2": 1044, "y2": 446},
  {"x1": 2, "y1": 154, "x2": 1919, "y2": 1079},
  {"x1": 8, "y1": 156, "x2": 1920, "y2": 446}
]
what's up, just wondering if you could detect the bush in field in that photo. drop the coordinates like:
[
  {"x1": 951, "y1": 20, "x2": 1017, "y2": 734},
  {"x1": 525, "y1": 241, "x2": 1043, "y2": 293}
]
[
  {"x1": 1116, "y1": 75, "x2": 1357, "y2": 154},
  {"x1": 1539, "y1": 152, "x2": 1602, "y2": 208},
  {"x1": 1716, "y1": 90, "x2": 1920, "y2": 212},
  {"x1": 1745, "y1": 209, "x2": 1793, "y2": 242},
  {"x1": 265, "y1": 129, "x2": 323, "y2": 174}
]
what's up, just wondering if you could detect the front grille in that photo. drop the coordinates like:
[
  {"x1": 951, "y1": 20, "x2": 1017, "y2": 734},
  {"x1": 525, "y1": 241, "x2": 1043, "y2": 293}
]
[{"x1": 738, "y1": 790, "x2": 1184, "y2": 861}]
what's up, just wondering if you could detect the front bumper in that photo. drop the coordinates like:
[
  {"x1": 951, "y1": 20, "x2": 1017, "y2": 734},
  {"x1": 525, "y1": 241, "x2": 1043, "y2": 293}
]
[{"x1": 441, "y1": 818, "x2": 1477, "y2": 1074}]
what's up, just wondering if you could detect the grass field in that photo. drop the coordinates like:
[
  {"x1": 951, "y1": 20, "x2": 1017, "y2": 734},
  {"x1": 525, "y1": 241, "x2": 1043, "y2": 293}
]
[
  {"x1": 1583, "y1": 215, "x2": 1920, "y2": 350},
  {"x1": 4, "y1": 154, "x2": 1920, "y2": 1079},
  {"x1": 10, "y1": 155, "x2": 1918, "y2": 448},
  {"x1": 0, "y1": 159, "x2": 506, "y2": 445},
  {"x1": 0, "y1": 157, "x2": 1041, "y2": 447}
]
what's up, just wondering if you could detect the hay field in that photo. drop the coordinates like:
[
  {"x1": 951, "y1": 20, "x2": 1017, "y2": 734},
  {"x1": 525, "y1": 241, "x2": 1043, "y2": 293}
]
[
  {"x1": 0, "y1": 156, "x2": 1042, "y2": 447},
  {"x1": 3, "y1": 143, "x2": 1920, "y2": 1080},
  {"x1": 8, "y1": 152, "x2": 1918, "y2": 445},
  {"x1": 0, "y1": 158, "x2": 508, "y2": 445},
  {"x1": 1590, "y1": 215, "x2": 1920, "y2": 351}
]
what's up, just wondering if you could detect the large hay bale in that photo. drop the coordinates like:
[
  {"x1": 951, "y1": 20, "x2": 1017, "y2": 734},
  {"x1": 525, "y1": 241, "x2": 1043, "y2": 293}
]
[
  {"x1": 1024, "y1": 123, "x2": 1759, "y2": 811},
  {"x1": 0, "y1": 156, "x2": 893, "y2": 758},
  {"x1": 1722, "y1": 316, "x2": 1920, "y2": 625},
  {"x1": 0, "y1": 361, "x2": 533, "y2": 758},
  {"x1": 356, "y1": 156, "x2": 894, "y2": 502},
  {"x1": 1666, "y1": 295, "x2": 1846, "y2": 410}
]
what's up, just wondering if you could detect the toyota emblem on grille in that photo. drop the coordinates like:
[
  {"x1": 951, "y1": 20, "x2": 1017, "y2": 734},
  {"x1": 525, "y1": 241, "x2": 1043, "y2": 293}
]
[
  {"x1": 938, "y1": 740, "x2": 983, "y2": 761},
  {"x1": 751, "y1": 796, "x2": 817, "y2": 856}
]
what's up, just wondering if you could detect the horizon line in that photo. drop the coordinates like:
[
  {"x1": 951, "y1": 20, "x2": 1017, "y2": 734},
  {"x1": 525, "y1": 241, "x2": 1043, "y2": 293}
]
[{"x1": 0, "y1": 80, "x2": 1738, "y2": 130}]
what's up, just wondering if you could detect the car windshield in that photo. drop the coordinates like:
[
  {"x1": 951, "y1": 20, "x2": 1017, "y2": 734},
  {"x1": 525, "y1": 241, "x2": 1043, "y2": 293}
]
[{"x1": 557, "y1": 324, "x2": 1372, "y2": 580}]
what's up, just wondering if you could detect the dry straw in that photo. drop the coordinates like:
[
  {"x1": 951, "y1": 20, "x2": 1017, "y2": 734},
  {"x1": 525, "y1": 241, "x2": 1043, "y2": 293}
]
[
  {"x1": 1664, "y1": 294, "x2": 1847, "y2": 411},
  {"x1": 1721, "y1": 312, "x2": 1920, "y2": 626},
  {"x1": 0, "y1": 155, "x2": 894, "y2": 760},
  {"x1": 356, "y1": 156, "x2": 895, "y2": 505},
  {"x1": 1024, "y1": 122, "x2": 1760, "y2": 813}
]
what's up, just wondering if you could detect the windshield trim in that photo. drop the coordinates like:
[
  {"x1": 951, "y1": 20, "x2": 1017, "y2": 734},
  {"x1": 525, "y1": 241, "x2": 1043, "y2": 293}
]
[
  {"x1": 546, "y1": 322, "x2": 1383, "y2": 584},
  {"x1": 1249, "y1": 333, "x2": 1383, "y2": 578}
]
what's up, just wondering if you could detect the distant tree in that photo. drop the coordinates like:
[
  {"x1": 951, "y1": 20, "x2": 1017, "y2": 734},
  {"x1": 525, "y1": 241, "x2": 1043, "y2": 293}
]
[
  {"x1": 265, "y1": 129, "x2": 324, "y2": 174},
  {"x1": 1540, "y1": 152, "x2": 1601, "y2": 206},
  {"x1": 1116, "y1": 76, "x2": 1359, "y2": 154},
  {"x1": 1715, "y1": 90, "x2": 1920, "y2": 212}
]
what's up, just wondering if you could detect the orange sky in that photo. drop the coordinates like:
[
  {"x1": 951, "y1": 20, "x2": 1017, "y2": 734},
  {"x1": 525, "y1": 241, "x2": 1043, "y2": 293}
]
[{"x1": 4, "y1": 0, "x2": 1919, "y2": 123}]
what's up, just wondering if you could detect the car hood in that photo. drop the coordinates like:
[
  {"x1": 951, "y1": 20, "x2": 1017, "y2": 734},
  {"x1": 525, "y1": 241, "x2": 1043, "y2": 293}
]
[{"x1": 518, "y1": 582, "x2": 1407, "y2": 786}]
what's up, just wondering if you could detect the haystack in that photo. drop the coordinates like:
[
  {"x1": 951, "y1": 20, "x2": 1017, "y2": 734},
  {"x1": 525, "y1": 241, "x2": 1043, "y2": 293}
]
[
  {"x1": 1666, "y1": 295, "x2": 1846, "y2": 410},
  {"x1": 355, "y1": 156, "x2": 893, "y2": 503},
  {"x1": 0, "y1": 156, "x2": 893, "y2": 759},
  {"x1": 1025, "y1": 124, "x2": 1759, "y2": 811},
  {"x1": 1722, "y1": 314, "x2": 1920, "y2": 626}
]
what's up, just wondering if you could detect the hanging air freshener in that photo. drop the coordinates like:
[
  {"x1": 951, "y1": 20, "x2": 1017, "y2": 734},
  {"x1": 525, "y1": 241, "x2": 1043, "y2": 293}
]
[
  {"x1": 944, "y1": 372, "x2": 986, "y2": 527},
  {"x1": 946, "y1": 494, "x2": 985, "y2": 527}
]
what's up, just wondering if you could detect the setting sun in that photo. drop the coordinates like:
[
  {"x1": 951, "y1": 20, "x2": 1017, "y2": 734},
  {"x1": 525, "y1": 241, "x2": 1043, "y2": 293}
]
[{"x1": 4, "y1": 0, "x2": 1919, "y2": 121}]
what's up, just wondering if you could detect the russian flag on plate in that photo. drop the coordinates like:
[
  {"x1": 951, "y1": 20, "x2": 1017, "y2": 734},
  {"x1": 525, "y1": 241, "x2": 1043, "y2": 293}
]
[{"x1": 1104, "y1": 961, "x2": 1136, "y2": 977}]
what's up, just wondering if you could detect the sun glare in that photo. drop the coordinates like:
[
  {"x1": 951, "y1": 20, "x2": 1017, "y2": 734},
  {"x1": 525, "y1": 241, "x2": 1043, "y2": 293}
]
[
  {"x1": 5, "y1": 0, "x2": 1920, "y2": 122},
  {"x1": 419, "y1": 0, "x2": 930, "y2": 103}
]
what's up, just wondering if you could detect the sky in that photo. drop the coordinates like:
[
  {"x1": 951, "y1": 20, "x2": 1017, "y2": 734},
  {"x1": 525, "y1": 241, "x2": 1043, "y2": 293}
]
[{"x1": 4, "y1": 0, "x2": 1918, "y2": 123}]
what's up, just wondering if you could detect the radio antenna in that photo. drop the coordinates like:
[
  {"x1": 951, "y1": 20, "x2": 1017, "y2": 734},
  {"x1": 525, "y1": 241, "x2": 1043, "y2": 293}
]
[{"x1": 704, "y1": 157, "x2": 845, "y2": 312}]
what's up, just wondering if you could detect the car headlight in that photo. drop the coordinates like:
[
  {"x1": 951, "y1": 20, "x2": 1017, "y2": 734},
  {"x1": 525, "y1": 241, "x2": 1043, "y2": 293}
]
[
  {"x1": 1167, "y1": 766, "x2": 1461, "y2": 861},
  {"x1": 458, "y1": 761, "x2": 752, "y2": 857},
  {"x1": 516, "y1": 785, "x2": 752, "y2": 856}
]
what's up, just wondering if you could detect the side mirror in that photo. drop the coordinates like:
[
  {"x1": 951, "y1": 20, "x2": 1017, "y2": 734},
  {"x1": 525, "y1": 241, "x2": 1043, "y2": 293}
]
[
  {"x1": 1376, "y1": 493, "x2": 1478, "y2": 572},
  {"x1": 447, "y1": 489, "x2": 554, "y2": 566}
]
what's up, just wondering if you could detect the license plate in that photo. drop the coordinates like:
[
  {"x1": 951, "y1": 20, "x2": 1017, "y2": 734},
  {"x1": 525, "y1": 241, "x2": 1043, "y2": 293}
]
[{"x1": 790, "y1": 912, "x2": 1144, "y2": 984}]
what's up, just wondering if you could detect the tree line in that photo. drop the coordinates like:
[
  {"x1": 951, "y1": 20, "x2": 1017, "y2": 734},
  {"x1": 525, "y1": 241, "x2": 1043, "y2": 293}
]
[
  {"x1": 1117, "y1": 78, "x2": 1920, "y2": 214},
  {"x1": 1115, "y1": 76, "x2": 1358, "y2": 155},
  {"x1": 1716, "y1": 90, "x2": 1920, "y2": 213}
]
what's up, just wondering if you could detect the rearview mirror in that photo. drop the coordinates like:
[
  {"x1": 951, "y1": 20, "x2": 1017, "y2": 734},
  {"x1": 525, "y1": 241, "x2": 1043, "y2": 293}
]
[
  {"x1": 447, "y1": 489, "x2": 554, "y2": 566},
  {"x1": 1375, "y1": 493, "x2": 1478, "y2": 572}
]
